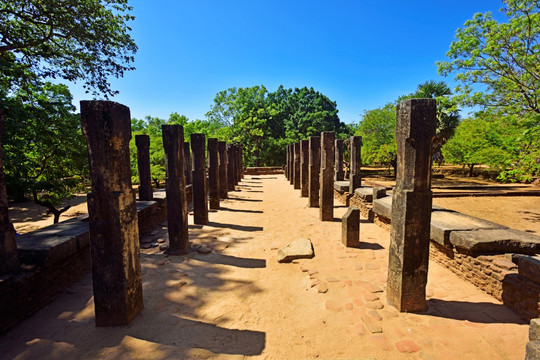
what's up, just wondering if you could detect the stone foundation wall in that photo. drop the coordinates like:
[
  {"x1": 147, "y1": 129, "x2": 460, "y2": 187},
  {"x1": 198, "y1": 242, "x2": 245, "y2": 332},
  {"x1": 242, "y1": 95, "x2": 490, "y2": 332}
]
[
  {"x1": 0, "y1": 193, "x2": 175, "y2": 333},
  {"x1": 245, "y1": 167, "x2": 283, "y2": 175}
]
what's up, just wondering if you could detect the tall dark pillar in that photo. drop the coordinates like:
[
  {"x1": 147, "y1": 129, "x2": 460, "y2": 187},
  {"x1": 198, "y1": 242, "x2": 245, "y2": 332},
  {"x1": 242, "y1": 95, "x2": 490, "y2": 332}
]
[
  {"x1": 162, "y1": 125, "x2": 189, "y2": 255},
  {"x1": 300, "y1": 140, "x2": 309, "y2": 197},
  {"x1": 184, "y1": 142, "x2": 192, "y2": 185},
  {"x1": 227, "y1": 144, "x2": 235, "y2": 191},
  {"x1": 387, "y1": 98, "x2": 437, "y2": 313},
  {"x1": 285, "y1": 145, "x2": 290, "y2": 181},
  {"x1": 308, "y1": 136, "x2": 320, "y2": 208},
  {"x1": 135, "y1": 135, "x2": 153, "y2": 201},
  {"x1": 335, "y1": 139, "x2": 344, "y2": 181},
  {"x1": 218, "y1": 141, "x2": 228, "y2": 199},
  {"x1": 293, "y1": 142, "x2": 300, "y2": 190},
  {"x1": 80, "y1": 100, "x2": 143, "y2": 327},
  {"x1": 289, "y1": 144, "x2": 294, "y2": 185},
  {"x1": 208, "y1": 138, "x2": 220, "y2": 210},
  {"x1": 191, "y1": 134, "x2": 208, "y2": 224},
  {"x1": 349, "y1": 136, "x2": 363, "y2": 193},
  {"x1": 319, "y1": 132, "x2": 335, "y2": 221},
  {"x1": 0, "y1": 110, "x2": 18, "y2": 274}
]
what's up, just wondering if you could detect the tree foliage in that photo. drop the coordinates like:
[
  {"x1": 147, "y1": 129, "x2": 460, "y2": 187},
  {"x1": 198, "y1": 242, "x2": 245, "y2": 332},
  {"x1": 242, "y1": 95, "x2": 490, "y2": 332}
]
[
  {"x1": 206, "y1": 85, "x2": 346, "y2": 166},
  {"x1": 2, "y1": 82, "x2": 88, "y2": 222},
  {"x1": 437, "y1": 0, "x2": 540, "y2": 115},
  {"x1": 0, "y1": 0, "x2": 137, "y2": 97}
]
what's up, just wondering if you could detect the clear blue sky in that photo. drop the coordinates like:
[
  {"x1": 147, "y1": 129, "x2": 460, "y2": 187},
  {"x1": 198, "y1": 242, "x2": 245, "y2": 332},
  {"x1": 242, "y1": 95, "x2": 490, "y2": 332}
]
[{"x1": 69, "y1": 0, "x2": 505, "y2": 124}]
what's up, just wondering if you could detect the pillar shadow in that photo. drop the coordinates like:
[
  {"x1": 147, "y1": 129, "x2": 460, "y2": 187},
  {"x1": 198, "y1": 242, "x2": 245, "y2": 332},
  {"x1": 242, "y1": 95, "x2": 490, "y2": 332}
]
[
  {"x1": 219, "y1": 207, "x2": 263, "y2": 214},
  {"x1": 205, "y1": 221, "x2": 263, "y2": 232},
  {"x1": 227, "y1": 197, "x2": 262, "y2": 203},
  {"x1": 193, "y1": 252, "x2": 266, "y2": 269},
  {"x1": 356, "y1": 242, "x2": 385, "y2": 250},
  {"x1": 426, "y1": 298, "x2": 527, "y2": 324}
]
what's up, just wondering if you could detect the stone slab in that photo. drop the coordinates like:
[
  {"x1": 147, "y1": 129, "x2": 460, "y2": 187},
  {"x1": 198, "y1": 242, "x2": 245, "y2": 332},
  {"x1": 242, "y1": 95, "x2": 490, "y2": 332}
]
[
  {"x1": 531, "y1": 318, "x2": 540, "y2": 341},
  {"x1": 449, "y1": 228, "x2": 540, "y2": 255},
  {"x1": 373, "y1": 196, "x2": 446, "y2": 220},
  {"x1": 515, "y1": 255, "x2": 540, "y2": 284},
  {"x1": 334, "y1": 181, "x2": 350, "y2": 192},
  {"x1": 277, "y1": 238, "x2": 314, "y2": 263},
  {"x1": 354, "y1": 186, "x2": 374, "y2": 202},
  {"x1": 430, "y1": 210, "x2": 508, "y2": 246}
]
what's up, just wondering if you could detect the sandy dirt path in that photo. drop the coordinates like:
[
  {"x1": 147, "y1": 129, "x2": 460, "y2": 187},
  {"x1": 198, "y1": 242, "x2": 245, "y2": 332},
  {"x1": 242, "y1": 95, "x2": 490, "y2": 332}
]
[{"x1": 0, "y1": 175, "x2": 528, "y2": 359}]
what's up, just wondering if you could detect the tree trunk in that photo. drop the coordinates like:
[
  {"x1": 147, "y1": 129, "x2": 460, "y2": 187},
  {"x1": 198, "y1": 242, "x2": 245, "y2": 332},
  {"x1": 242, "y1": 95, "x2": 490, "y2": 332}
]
[
  {"x1": 468, "y1": 164, "x2": 475, "y2": 177},
  {"x1": 32, "y1": 191, "x2": 71, "y2": 224}
]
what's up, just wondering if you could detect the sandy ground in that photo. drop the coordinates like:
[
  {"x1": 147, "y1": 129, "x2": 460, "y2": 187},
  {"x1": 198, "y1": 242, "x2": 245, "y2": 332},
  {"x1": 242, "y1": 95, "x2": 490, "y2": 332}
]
[{"x1": 0, "y1": 174, "x2": 529, "y2": 359}]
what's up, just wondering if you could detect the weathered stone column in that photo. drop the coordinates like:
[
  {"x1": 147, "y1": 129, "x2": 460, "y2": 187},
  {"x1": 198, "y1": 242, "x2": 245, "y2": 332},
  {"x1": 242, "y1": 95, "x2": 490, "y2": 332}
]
[
  {"x1": 335, "y1": 139, "x2": 344, "y2": 181},
  {"x1": 387, "y1": 98, "x2": 437, "y2": 313},
  {"x1": 135, "y1": 135, "x2": 153, "y2": 201},
  {"x1": 285, "y1": 145, "x2": 290, "y2": 181},
  {"x1": 191, "y1": 133, "x2": 208, "y2": 224},
  {"x1": 184, "y1": 142, "x2": 192, "y2": 185},
  {"x1": 218, "y1": 141, "x2": 228, "y2": 199},
  {"x1": 208, "y1": 138, "x2": 220, "y2": 209},
  {"x1": 308, "y1": 136, "x2": 320, "y2": 208},
  {"x1": 300, "y1": 140, "x2": 309, "y2": 197},
  {"x1": 293, "y1": 142, "x2": 300, "y2": 190},
  {"x1": 162, "y1": 125, "x2": 189, "y2": 255},
  {"x1": 227, "y1": 144, "x2": 235, "y2": 190},
  {"x1": 80, "y1": 100, "x2": 143, "y2": 327},
  {"x1": 0, "y1": 110, "x2": 18, "y2": 274},
  {"x1": 349, "y1": 136, "x2": 363, "y2": 193},
  {"x1": 319, "y1": 132, "x2": 335, "y2": 221},
  {"x1": 342, "y1": 206, "x2": 360, "y2": 248},
  {"x1": 288, "y1": 144, "x2": 294, "y2": 185}
]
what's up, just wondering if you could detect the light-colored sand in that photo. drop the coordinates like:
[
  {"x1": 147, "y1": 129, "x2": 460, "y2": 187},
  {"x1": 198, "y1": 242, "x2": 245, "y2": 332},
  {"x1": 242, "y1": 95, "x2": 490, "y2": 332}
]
[{"x1": 0, "y1": 175, "x2": 529, "y2": 359}]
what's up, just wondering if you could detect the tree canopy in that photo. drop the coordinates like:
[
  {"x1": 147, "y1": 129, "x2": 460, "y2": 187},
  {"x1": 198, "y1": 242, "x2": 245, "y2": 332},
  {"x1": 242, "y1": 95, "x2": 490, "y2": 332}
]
[
  {"x1": 0, "y1": 0, "x2": 137, "y2": 97},
  {"x1": 437, "y1": 0, "x2": 540, "y2": 116}
]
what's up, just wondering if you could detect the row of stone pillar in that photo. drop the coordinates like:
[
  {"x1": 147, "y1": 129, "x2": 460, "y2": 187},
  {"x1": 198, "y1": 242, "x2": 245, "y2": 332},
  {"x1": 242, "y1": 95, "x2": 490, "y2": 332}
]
[
  {"x1": 80, "y1": 101, "x2": 243, "y2": 327},
  {"x1": 285, "y1": 134, "x2": 363, "y2": 220},
  {"x1": 285, "y1": 99, "x2": 437, "y2": 314}
]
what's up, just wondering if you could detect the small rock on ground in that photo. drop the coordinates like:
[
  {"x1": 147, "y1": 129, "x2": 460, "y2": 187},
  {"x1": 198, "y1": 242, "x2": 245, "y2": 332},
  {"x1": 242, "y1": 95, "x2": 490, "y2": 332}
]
[{"x1": 277, "y1": 238, "x2": 314, "y2": 263}]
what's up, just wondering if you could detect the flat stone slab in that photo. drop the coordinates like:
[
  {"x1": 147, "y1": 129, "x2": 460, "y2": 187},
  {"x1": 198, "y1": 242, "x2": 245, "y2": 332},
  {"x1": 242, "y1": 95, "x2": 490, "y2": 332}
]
[
  {"x1": 277, "y1": 238, "x2": 314, "y2": 263},
  {"x1": 430, "y1": 210, "x2": 508, "y2": 246},
  {"x1": 513, "y1": 255, "x2": 540, "y2": 283},
  {"x1": 372, "y1": 196, "x2": 446, "y2": 220},
  {"x1": 354, "y1": 186, "x2": 374, "y2": 202},
  {"x1": 449, "y1": 228, "x2": 540, "y2": 255},
  {"x1": 334, "y1": 181, "x2": 350, "y2": 192}
]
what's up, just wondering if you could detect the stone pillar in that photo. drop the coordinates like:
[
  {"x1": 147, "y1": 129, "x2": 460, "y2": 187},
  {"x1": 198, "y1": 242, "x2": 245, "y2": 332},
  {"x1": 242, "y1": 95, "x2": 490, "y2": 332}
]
[
  {"x1": 0, "y1": 110, "x2": 18, "y2": 274},
  {"x1": 285, "y1": 145, "x2": 290, "y2": 181},
  {"x1": 236, "y1": 146, "x2": 242, "y2": 183},
  {"x1": 387, "y1": 98, "x2": 437, "y2": 313},
  {"x1": 184, "y1": 142, "x2": 192, "y2": 185},
  {"x1": 349, "y1": 136, "x2": 363, "y2": 193},
  {"x1": 300, "y1": 140, "x2": 309, "y2": 197},
  {"x1": 308, "y1": 136, "x2": 320, "y2": 208},
  {"x1": 191, "y1": 134, "x2": 208, "y2": 224},
  {"x1": 319, "y1": 132, "x2": 335, "y2": 221},
  {"x1": 293, "y1": 142, "x2": 300, "y2": 190},
  {"x1": 335, "y1": 139, "x2": 344, "y2": 181},
  {"x1": 288, "y1": 144, "x2": 294, "y2": 185},
  {"x1": 227, "y1": 144, "x2": 235, "y2": 190},
  {"x1": 374, "y1": 187, "x2": 387, "y2": 199},
  {"x1": 208, "y1": 138, "x2": 220, "y2": 210},
  {"x1": 80, "y1": 100, "x2": 143, "y2": 327},
  {"x1": 162, "y1": 125, "x2": 189, "y2": 255},
  {"x1": 135, "y1": 135, "x2": 153, "y2": 201},
  {"x1": 342, "y1": 206, "x2": 360, "y2": 248},
  {"x1": 218, "y1": 141, "x2": 228, "y2": 199}
]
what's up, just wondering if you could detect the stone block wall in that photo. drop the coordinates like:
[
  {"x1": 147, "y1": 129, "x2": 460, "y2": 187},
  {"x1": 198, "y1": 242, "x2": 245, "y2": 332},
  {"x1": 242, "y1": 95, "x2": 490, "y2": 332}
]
[{"x1": 244, "y1": 167, "x2": 283, "y2": 175}]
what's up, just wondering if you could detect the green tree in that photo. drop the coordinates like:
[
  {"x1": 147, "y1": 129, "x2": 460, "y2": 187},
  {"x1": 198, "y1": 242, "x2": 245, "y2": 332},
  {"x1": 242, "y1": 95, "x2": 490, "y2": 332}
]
[
  {"x1": 3, "y1": 82, "x2": 88, "y2": 222},
  {"x1": 354, "y1": 103, "x2": 397, "y2": 175},
  {"x1": 437, "y1": 0, "x2": 540, "y2": 115},
  {"x1": 130, "y1": 116, "x2": 166, "y2": 188},
  {"x1": 0, "y1": 0, "x2": 137, "y2": 97}
]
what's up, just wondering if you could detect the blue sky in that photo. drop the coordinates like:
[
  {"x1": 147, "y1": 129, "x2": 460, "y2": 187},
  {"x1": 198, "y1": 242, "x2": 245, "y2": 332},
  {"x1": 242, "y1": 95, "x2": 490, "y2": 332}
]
[{"x1": 70, "y1": 0, "x2": 505, "y2": 124}]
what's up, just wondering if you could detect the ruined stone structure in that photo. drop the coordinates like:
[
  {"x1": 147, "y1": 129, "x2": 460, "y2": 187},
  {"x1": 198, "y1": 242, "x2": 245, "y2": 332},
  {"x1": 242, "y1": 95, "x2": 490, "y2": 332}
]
[
  {"x1": 308, "y1": 136, "x2": 320, "y2": 208},
  {"x1": 300, "y1": 140, "x2": 309, "y2": 198},
  {"x1": 191, "y1": 133, "x2": 209, "y2": 224},
  {"x1": 208, "y1": 138, "x2": 220, "y2": 209},
  {"x1": 288, "y1": 144, "x2": 294, "y2": 185},
  {"x1": 349, "y1": 136, "x2": 362, "y2": 193},
  {"x1": 342, "y1": 206, "x2": 360, "y2": 248},
  {"x1": 218, "y1": 141, "x2": 228, "y2": 199},
  {"x1": 335, "y1": 139, "x2": 344, "y2": 181},
  {"x1": 162, "y1": 125, "x2": 190, "y2": 255},
  {"x1": 80, "y1": 100, "x2": 144, "y2": 326},
  {"x1": 386, "y1": 98, "x2": 436, "y2": 312},
  {"x1": 293, "y1": 142, "x2": 300, "y2": 190},
  {"x1": 135, "y1": 135, "x2": 153, "y2": 201},
  {"x1": 227, "y1": 144, "x2": 235, "y2": 190},
  {"x1": 184, "y1": 142, "x2": 192, "y2": 185},
  {"x1": 319, "y1": 132, "x2": 335, "y2": 221}
]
